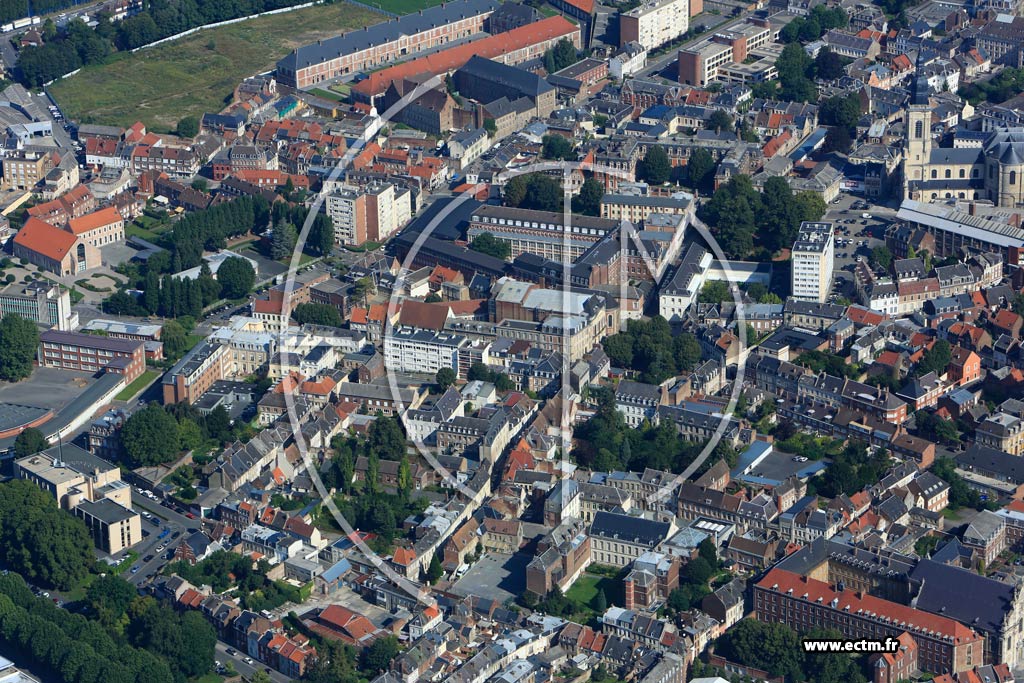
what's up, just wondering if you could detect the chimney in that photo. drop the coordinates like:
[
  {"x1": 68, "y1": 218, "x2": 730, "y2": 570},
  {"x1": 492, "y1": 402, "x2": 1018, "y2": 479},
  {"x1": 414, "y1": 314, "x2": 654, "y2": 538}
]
[{"x1": 969, "y1": 201, "x2": 976, "y2": 216}]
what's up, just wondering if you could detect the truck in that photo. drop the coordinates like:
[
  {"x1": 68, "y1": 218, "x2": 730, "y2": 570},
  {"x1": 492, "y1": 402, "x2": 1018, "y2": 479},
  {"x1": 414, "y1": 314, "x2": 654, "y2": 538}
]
[{"x1": 861, "y1": 212, "x2": 871, "y2": 219}]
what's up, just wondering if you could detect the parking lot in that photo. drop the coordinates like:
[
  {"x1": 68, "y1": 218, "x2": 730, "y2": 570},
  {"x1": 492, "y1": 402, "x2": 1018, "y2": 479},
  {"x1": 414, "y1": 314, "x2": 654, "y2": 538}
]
[
  {"x1": 822, "y1": 194, "x2": 897, "y2": 302},
  {"x1": 450, "y1": 552, "x2": 530, "y2": 606}
]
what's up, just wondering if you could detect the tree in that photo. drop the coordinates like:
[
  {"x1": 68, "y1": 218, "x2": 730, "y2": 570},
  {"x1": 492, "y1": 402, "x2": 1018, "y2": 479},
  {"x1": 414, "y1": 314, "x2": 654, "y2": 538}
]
[
  {"x1": 436, "y1": 367, "x2": 456, "y2": 391},
  {"x1": 819, "y1": 94, "x2": 861, "y2": 130},
  {"x1": 594, "y1": 588, "x2": 608, "y2": 613},
  {"x1": 707, "y1": 109, "x2": 733, "y2": 133},
  {"x1": 542, "y1": 134, "x2": 574, "y2": 160},
  {"x1": 161, "y1": 320, "x2": 189, "y2": 359},
  {"x1": 309, "y1": 213, "x2": 335, "y2": 257},
  {"x1": 361, "y1": 635, "x2": 399, "y2": 675},
  {"x1": 177, "y1": 418, "x2": 204, "y2": 452},
  {"x1": 86, "y1": 574, "x2": 137, "y2": 628},
  {"x1": 822, "y1": 125, "x2": 852, "y2": 154},
  {"x1": 572, "y1": 177, "x2": 604, "y2": 216},
  {"x1": 776, "y1": 43, "x2": 818, "y2": 103},
  {"x1": 638, "y1": 145, "x2": 671, "y2": 185},
  {"x1": 121, "y1": 403, "x2": 181, "y2": 467},
  {"x1": 698, "y1": 537, "x2": 718, "y2": 568},
  {"x1": 292, "y1": 303, "x2": 343, "y2": 327},
  {"x1": 699, "y1": 280, "x2": 731, "y2": 303},
  {"x1": 0, "y1": 314, "x2": 39, "y2": 382},
  {"x1": 469, "y1": 232, "x2": 511, "y2": 260},
  {"x1": 917, "y1": 339, "x2": 952, "y2": 377},
  {"x1": 426, "y1": 554, "x2": 443, "y2": 584},
  {"x1": 871, "y1": 245, "x2": 893, "y2": 271},
  {"x1": 0, "y1": 480, "x2": 94, "y2": 590},
  {"x1": 685, "y1": 148, "x2": 716, "y2": 192},
  {"x1": 716, "y1": 619, "x2": 804, "y2": 681},
  {"x1": 504, "y1": 173, "x2": 563, "y2": 212},
  {"x1": 250, "y1": 672, "x2": 273, "y2": 683},
  {"x1": 176, "y1": 116, "x2": 199, "y2": 138},
  {"x1": 673, "y1": 333, "x2": 702, "y2": 371},
  {"x1": 815, "y1": 47, "x2": 848, "y2": 80},
  {"x1": 368, "y1": 416, "x2": 406, "y2": 461},
  {"x1": 544, "y1": 37, "x2": 578, "y2": 72},
  {"x1": 216, "y1": 256, "x2": 255, "y2": 299},
  {"x1": 14, "y1": 428, "x2": 47, "y2": 458}
]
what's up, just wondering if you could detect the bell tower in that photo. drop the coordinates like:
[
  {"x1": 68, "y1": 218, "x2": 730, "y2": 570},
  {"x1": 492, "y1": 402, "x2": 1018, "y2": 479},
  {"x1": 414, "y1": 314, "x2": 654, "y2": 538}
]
[{"x1": 903, "y1": 54, "x2": 933, "y2": 199}]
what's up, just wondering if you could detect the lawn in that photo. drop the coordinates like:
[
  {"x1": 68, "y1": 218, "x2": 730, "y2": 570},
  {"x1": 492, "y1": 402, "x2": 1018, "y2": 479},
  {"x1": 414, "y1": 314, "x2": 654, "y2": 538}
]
[
  {"x1": 115, "y1": 370, "x2": 160, "y2": 401},
  {"x1": 365, "y1": 0, "x2": 445, "y2": 13},
  {"x1": 565, "y1": 572, "x2": 622, "y2": 615},
  {"x1": 192, "y1": 675, "x2": 224, "y2": 683},
  {"x1": 48, "y1": 3, "x2": 381, "y2": 132},
  {"x1": 309, "y1": 88, "x2": 348, "y2": 103}
]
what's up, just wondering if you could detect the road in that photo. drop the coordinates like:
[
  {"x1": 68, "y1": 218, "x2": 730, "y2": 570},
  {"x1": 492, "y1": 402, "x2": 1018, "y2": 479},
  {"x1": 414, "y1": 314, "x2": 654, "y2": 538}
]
[
  {"x1": 636, "y1": 12, "x2": 738, "y2": 80},
  {"x1": 215, "y1": 641, "x2": 291, "y2": 683},
  {"x1": 125, "y1": 490, "x2": 199, "y2": 587}
]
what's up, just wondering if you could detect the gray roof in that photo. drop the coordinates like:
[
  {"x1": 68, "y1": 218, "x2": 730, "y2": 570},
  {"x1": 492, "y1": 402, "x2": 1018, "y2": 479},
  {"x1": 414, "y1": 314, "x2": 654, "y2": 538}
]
[
  {"x1": 457, "y1": 55, "x2": 554, "y2": 99},
  {"x1": 910, "y1": 559, "x2": 1015, "y2": 634},
  {"x1": 589, "y1": 511, "x2": 671, "y2": 547},
  {"x1": 277, "y1": 0, "x2": 499, "y2": 72}
]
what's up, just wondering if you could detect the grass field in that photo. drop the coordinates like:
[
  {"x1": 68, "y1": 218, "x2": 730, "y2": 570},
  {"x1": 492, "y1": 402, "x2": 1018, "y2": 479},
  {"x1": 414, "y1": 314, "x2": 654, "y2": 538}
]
[
  {"x1": 362, "y1": 0, "x2": 444, "y2": 13},
  {"x1": 49, "y1": 3, "x2": 381, "y2": 132},
  {"x1": 115, "y1": 370, "x2": 160, "y2": 401}
]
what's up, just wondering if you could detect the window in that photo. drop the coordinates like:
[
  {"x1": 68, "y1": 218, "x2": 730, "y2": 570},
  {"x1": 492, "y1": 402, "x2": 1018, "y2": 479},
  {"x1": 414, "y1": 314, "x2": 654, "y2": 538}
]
[
  {"x1": 914, "y1": 120, "x2": 923, "y2": 139},
  {"x1": 945, "y1": 169, "x2": 951, "y2": 178},
  {"x1": 931, "y1": 170, "x2": 937, "y2": 179},
  {"x1": 1012, "y1": 171, "x2": 1018, "y2": 185}
]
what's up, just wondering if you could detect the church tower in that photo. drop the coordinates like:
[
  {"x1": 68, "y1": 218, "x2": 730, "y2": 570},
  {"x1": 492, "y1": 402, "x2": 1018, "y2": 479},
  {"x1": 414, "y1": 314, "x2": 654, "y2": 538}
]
[{"x1": 903, "y1": 55, "x2": 933, "y2": 199}]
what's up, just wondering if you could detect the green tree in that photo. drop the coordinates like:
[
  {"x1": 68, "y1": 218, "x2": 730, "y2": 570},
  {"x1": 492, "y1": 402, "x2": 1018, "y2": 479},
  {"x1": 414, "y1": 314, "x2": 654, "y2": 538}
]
[
  {"x1": 368, "y1": 416, "x2": 406, "y2": 461},
  {"x1": 638, "y1": 145, "x2": 671, "y2": 185},
  {"x1": 0, "y1": 314, "x2": 39, "y2": 381},
  {"x1": 121, "y1": 403, "x2": 181, "y2": 467},
  {"x1": 161, "y1": 319, "x2": 189, "y2": 358},
  {"x1": 0, "y1": 480, "x2": 95, "y2": 590},
  {"x1": 685, "y1": 148, "x2": 716, "y2": 192},
  {"x1": 176, "y1": 116, "x2": 199, "y2": 138},
  {"x1": 86, "y1": 574, "x2": 137, "y2": 629},
  {"x1": 716, "y1": 619, "x2": 804, "y2": 681},
  {"x1": 776, "y1": 42, "x2": 818, "y2": 102},
  {"x1": 707, "y1": 109, "x2": 733, "y2": 133},
  {"x1": 361, "y1": 635, "x2": 399, "y2": 675},
  {"x1": 13, "y1": 428, "x2": 47, "y2": 458},
  {"x1": 292, "y1": 303, "x2": 343, "y2": 327},
  {"x1": 542, "y1": 134, "x2": 575, "y2": 160},
  {"x1": 572, "y1": 177, "x2": 604, "y2": 216},
  {"x1": 822, "y1": 125, "x2": 852, "y2": 154},
  {"x1": 270, "y1": 221, "x2": 298, "y2": 260},
  {"x1": 698, "y1": 537, "x2": 718, "y2": 568},
  {"x1": 673, "y1": 333, "x2": 702, "y2": 371},
  {"x1": 426, "y1": 554, "x2": 443, "y2": 584},
  {"x1": 594, "y1": 588, "x2": 608, "y2": 613},
  {"x1": 216, "y1": 256, "x2": 255, "y2": 299},
  {"x1": 814, "y1": 47, "x2": 847, "y2": 80},
  {"x1": 469, "y1": 232, "x2": 511, "y2": 260},
  {"x1": 871, "y1": 245, "x2": 893, "y2": 271},
  {"x1": 309, "y1": 213, "x2": 335, "y2": 257},
  {"x1": 436, "y1": 367, "x2": 456, "y2": 391},
  {"x1": 699, "y1": 280, "x2": 731, "y2": 303},
  {"x1": 916, "y1": 339, "x2": 952, "y2": 377}
]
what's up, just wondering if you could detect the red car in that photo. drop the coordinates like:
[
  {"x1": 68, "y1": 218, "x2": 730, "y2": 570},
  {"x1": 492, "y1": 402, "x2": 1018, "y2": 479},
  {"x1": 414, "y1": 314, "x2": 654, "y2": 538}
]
[{"x1": 185, "y1": 513, "x2": 196, "y2": 519}]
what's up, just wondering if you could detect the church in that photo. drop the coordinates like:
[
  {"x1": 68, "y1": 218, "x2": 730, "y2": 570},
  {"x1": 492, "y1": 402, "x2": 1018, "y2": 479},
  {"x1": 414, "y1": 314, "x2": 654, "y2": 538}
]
[{"x1": 902, "y1": 62, "x2": 1024, "y2": 207}]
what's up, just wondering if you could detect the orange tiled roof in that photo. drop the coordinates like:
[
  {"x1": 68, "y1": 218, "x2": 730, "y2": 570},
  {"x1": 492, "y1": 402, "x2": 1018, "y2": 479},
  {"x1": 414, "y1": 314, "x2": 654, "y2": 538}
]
[
  {"x1": 67, "y1": 206, "x2": 122, "y2": 235},
  {"x1": 352, "y1": 16, "x2": 578, "y2": 98},
  {"x1": 14, "y1": 218, "x2": 77, "y2": 262}
]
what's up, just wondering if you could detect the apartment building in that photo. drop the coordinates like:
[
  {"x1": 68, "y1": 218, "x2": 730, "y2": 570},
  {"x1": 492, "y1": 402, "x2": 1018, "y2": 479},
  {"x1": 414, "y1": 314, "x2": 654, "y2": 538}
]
[
  {"x1": 467, "y1": 205, "x2": 619, "y2": 262},
  {"x1": 791, "y1": 222, "x2": 835, "y2": 303},
  {"x1": 275, "y1": 0, "x2": 499, "y2": 88},
  {"x1": 0, "y1": 282, "x2": 74, "y2": 330},
  {"x1": 326, "y1": 189, "x2": 368, "y2": 246},
  {"x1": 130, "y1": 145, "x2": 199, "y2": 179},
  {"x1": 976, "y1": 15, "x2": 1024, "y2": 66},
  {"x1": 589, "y1": 511, "x2": 675, "y2": 567},
  {"x1": 2, "y1": 149, "x2": 54, "y2": 190},
  {"x1": 26, "y1": 184, "x2": 97, "y2": 226},
  {"x1": 162, "y1": 340, "x2": 232, "y2": 404},
  {"x1": 15, "y1": 444, "x2": 140, "y2": 553},
  {"x1": 755, "y1": 568, "x2": 983, "y2": 676},
  {"x1": 383, "y1": 328, "x2": 469, "y2": 375},
  {"x1": 620, "y1": 0, "x2": 690, "y2": 50},
  {"x1": 975, "y1": 411, "x2": 1024, "y2": 456},
  {"x1": 37, "y1": 330, "x2": 146, "y2": 382}
]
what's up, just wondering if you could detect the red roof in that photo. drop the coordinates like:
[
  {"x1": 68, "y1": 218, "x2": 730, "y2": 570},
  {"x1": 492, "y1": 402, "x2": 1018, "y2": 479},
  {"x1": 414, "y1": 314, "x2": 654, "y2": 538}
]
[
  {"x1": 254, "y1": 298, "x2": 284, "y2": 315},
  {"x1": 14, "y1": 218, "x2": 77, "y2": 262},
  {"x1": 392, "y1": 547, "x2": 416, "y2": 566},
  {"x1": 560, "y1": 0, "x2": 594, "y2": 13},
  {"x1": 352, "y1": 16, "x2": 578, "y2": 98},
  {"x1": 757, "y1": 568, "x2": 982, "y2": 642},
  {"x1": 67, "y1": 206, "x2": 122, "y2": 235}
]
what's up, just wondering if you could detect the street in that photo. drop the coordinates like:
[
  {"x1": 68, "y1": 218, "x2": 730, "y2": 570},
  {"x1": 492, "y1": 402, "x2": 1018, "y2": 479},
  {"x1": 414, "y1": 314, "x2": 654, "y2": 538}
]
[
  {"x1": 215, "y1": 641, "x2": 291, "y2": 683},
  {"x1": 822, "y1": 193, "x2": 896, "y2": 302},
  {"x1": 125, "y1": 491, "x2": 199, "y2": 587}
]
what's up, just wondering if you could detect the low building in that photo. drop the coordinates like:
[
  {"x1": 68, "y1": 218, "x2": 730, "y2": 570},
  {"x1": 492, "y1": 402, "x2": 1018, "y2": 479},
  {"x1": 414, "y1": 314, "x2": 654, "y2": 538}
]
[
  {"x1": 37, "y1": 330, "x2": 146, "y2": 382},
  {"x1": 589, "y1": 511, "x2": 675, "y2": 567},
  {"x1": 0, "y1": 282, "x2": 75, "y2": 330},
  {"x1": 13, "y1": 217, "x2": 101, "y2": 276}
]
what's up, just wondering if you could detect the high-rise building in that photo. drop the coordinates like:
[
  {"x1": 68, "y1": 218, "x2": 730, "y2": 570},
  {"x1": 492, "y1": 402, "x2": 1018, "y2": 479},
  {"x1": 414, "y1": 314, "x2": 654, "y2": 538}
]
[
  {"x1": 619, "y1": 0, "x2": 689, "y2": 50},
  {"x1": 790, "y1": 221, "x2": 835, "y2": 303}
]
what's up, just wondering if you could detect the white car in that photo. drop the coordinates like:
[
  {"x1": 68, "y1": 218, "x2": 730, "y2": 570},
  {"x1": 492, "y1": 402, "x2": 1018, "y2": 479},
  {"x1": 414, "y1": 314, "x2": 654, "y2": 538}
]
[{"x1": 244, "y1": 657, "x2": 254, "y2": 665}]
